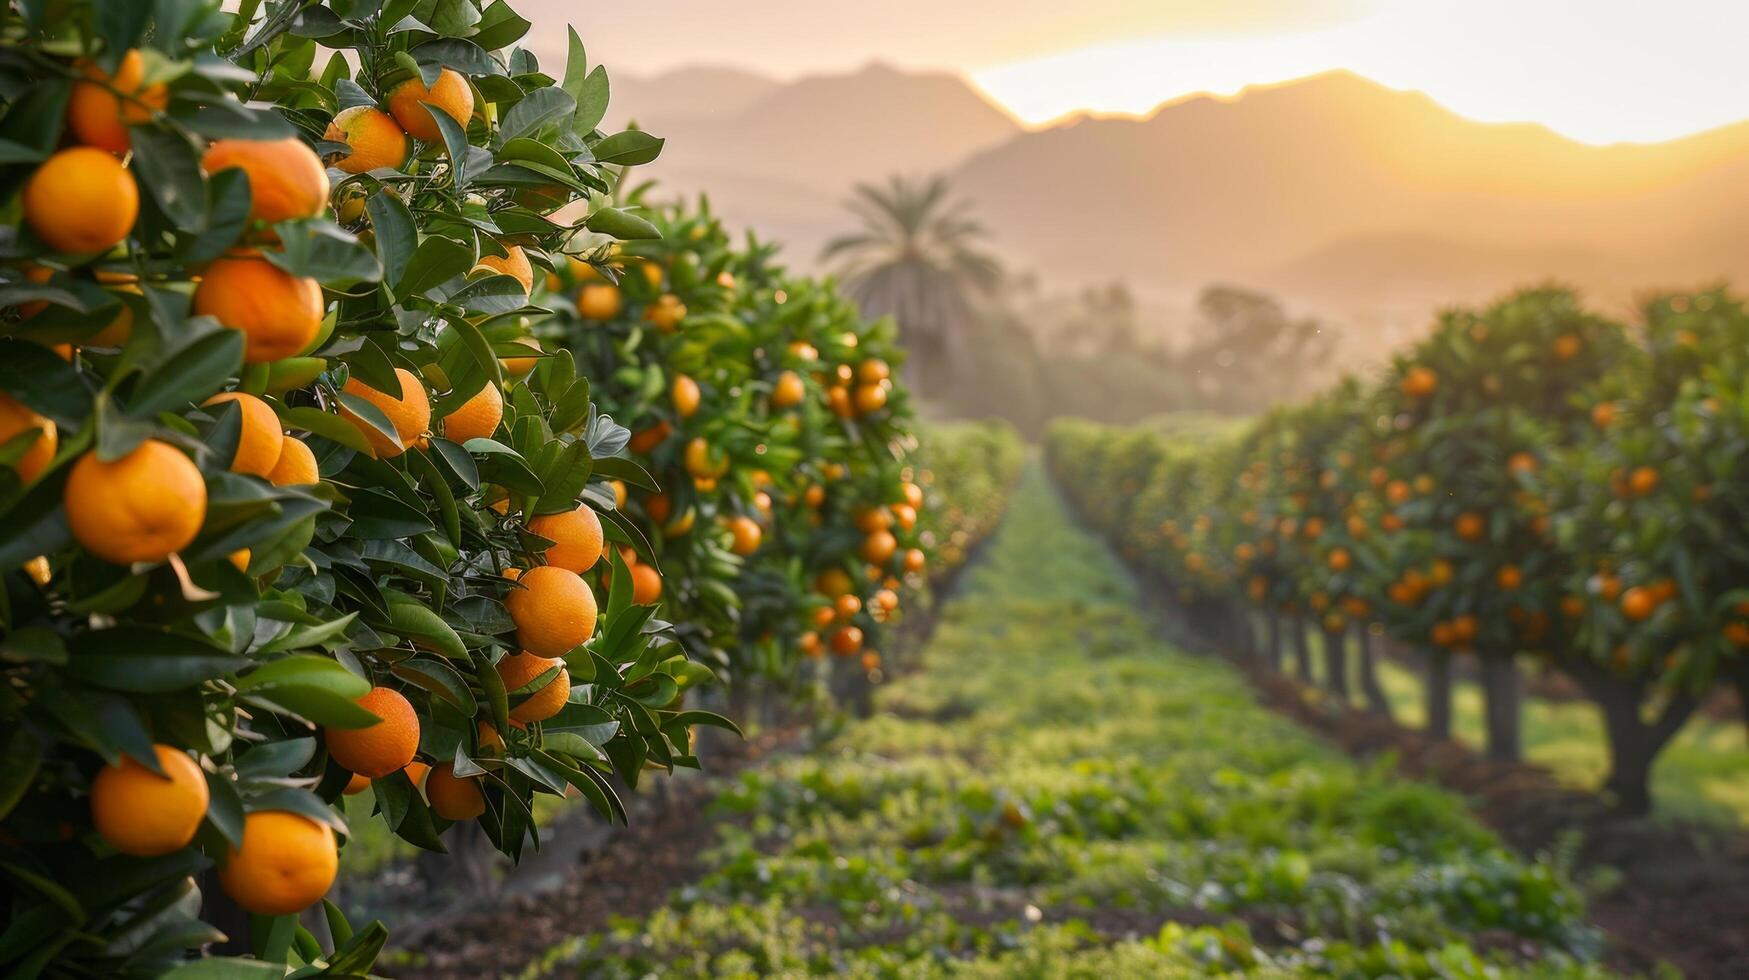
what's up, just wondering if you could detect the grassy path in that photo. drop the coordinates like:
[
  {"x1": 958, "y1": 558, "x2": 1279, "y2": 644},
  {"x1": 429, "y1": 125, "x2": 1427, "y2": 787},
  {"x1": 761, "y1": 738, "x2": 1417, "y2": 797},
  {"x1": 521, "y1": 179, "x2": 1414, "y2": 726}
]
[{"x1": 527, "y1": 466, "x2": 1617, "y2": 978}]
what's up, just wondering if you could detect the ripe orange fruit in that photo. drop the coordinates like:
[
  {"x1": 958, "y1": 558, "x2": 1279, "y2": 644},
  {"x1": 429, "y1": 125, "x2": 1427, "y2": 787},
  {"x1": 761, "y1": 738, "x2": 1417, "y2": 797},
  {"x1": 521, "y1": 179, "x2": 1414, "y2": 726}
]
[
  {"x1": 671, "y1": 374, "x2": 700, "y2": 418},
  {"x1": 630, "y1": 563, "x2": 663, "y2": 604},
  {"x1": 443, "y1": 382, "x2": 503, "y2": 443},
  {"x1": 645, "y1": 493, "x2": 673, "y2": 526},
  {"x1": 68, "y1": 50, "x2": 168, "y2": 154},
  {"x1": 0, "y1": 392, "x2": 57, "y2": 484},
  {"x1": 901, "y1": 482, "x2": 924, "y2": 510},
  {"x1": 1327, "y1": 547, "x2": 1351, "y2": 572},
  {"x1": 578, "y1": 283, "x2": 622, "y2": 320},
  {"x1": 403, "y1": 761, "x2": 431, "y2": 788},
  {"x1": 771, "y1": 370, "x2": 805, "y2": 408},
  {"x1": 857, "y1": 359, "x2": 890, "y2": 384},
  {"x1": 798, "y1": 631, "x2": 822, "y2": 658},
  {"x1": 65, "y1": 440, "x2": 205, "y2": 564},
  {"x1": 1591, "y1": 402, "x2": 1617, "y2": 428},
  {"x1": 903, "y1": 548, "x2": 926, "y2": 574},
  {"x1": 323, "y1": 105, "x2": 409, "y2": 174},
  {"x1": 726, "y1": 514, "x2": 762, "y2": 556},
  {"x1": 854, "y1": 507, "x2": 892, "y2": 534},
  {"x1": 527, "y1": 504, "x2": 604, "y2": 572},
  {"x1": 1400, "y1": 365, "x2": 1438, "y2": 399},
  {"x1": 203, "y1": 391, "x2": 284, "y2": 479},
  {"x1": 25, "y1": 147, "x2": 138, "y2": 254},
  {"x1": 1620, "y1": 586, "x2": 1658, "y2": 622},
  {"x1": 267, "y1": 436, "x2": 320, "y2": 486},
  {"x1": 424, "y1": 762, "x2": 486, "y2": 820},
  {"x1": 815, "y1": 567, "x2": 854, "y2": 598},
  {"x1": 325, "y1": 687, "x2": 419, "y2": 778},
  {"x1": 497, "y1": 651, "x2": 571, "y2": 723},
  {"x1": 1496, "y1": 565, "x2": 1523, "y2": 590},
  {"x1": 834, "y1": 593, "x2": 862, "y2": 619},
  {"x1": 500, "y1": 337, "x2": 542, "y2": 377},
  {"x1": 829, "y1": 625, "x2": 863, "y2": 656},
  {"x1": 683, "y1": 437, "x2": 729, "y2": 480},
  {"x1": 218, "y1": 810, "x2": 337, "y2": 915},
  {"x1": 1552, "y1": 333, "x2": 1582, "y2": 360},
  {"x1": 644, "y1": 293, "x2": 686, "y2": 332},
  {"x1": 473, "y1": 244, "x2": 534, "y2": 295},
  {"x1": 1450, "y1": 614, "x2": 1478, "y2": 645},
  {"x1": 628, "y1": 420, "x2": 671, "y2": 455},
  {"x1": 853, "y1": 383, "x2": 887, "y2": 415},
  {"x1": 1627, "y1": 466, "x2": 1659, "y2": 497},
  {"x1": 505, "y1": 565, "x2": 597, "y2": 657},
  {"x1": 861, "y1": 529, "x2": 898, "y2": 564},
  {"x1": 340, "y1": 368, "x2": 430, "y2": 457},
  {"x1": 192, "y1": 254, "x2": 324, "y2": 363},
  {"x1": 201, "y1": 138, "x2": 329, "y2": 224},
  {"x1": 388, "y1": 68, "x2": 475, "y2": 142},
  {"x1": 343, "y1": 772, "x2": 371, "y2": 795},
  {"x1": 90, "y1": 744, "x2": 209, "y2": 856},
  {"x1": 1454, "y1": 511, "x2": 1485, "y2": 542},
  {"x1": 1506, "y1": 452, "x2": 1538, "y2": 476},
  {"x1": 789, "y1": 341, "x2": 819, "y2": 362},
  {"x1": 860, "y1": 650, "x2": 881, "y2": 672},
  {"x1": 826, "y1": 386, "x2": 853, "y2": 419}
]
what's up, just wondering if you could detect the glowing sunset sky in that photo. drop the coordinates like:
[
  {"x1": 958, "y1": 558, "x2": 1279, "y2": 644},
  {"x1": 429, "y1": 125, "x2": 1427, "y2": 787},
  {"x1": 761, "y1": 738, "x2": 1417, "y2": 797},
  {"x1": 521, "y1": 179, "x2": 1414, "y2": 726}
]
[{"x1": 527, "y1": 0, "x2": 1749, "y2": 145}]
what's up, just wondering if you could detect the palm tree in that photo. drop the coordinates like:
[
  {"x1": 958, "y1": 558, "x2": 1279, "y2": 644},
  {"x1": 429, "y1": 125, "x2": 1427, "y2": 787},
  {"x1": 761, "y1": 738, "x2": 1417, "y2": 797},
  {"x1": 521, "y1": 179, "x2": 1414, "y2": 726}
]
[{"x1": 820, "y1": 175, "x2": 1002, "y2": 396}]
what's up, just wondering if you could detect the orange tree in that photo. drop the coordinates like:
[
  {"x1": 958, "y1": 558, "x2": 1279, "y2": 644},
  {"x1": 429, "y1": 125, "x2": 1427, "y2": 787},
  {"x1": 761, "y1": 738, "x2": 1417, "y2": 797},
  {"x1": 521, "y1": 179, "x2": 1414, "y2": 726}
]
[
  {"x1": 0, "y1": 0, "x2": 737, "y2": 971},
  {"x1": 1546, "y1": 289, "x2": 1749, "y2": 811},
  {"x1": 1363, "y1": 290, "x2": 1633, "y2": 761},
  {"x1": 541, "y1": 198, "x2": 933, "y2": 703}
]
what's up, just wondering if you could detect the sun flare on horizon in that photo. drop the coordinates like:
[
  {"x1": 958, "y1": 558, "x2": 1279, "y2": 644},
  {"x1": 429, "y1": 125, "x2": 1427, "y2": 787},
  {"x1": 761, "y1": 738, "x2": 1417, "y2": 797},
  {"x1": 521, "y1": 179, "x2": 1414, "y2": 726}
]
[{"x1": 969, "y1": 1, "x2": 1749, "y2": 146}]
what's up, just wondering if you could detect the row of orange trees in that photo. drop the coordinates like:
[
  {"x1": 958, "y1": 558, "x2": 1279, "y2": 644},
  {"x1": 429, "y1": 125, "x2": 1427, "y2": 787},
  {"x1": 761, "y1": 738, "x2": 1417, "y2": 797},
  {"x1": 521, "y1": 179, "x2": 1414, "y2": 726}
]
[
  {"x1": 0, "y1": 0, "x2": 1008, "y2": 974},
  {"x1": 1048, "y1": 286, "x2": 1749, "y2": 815}
]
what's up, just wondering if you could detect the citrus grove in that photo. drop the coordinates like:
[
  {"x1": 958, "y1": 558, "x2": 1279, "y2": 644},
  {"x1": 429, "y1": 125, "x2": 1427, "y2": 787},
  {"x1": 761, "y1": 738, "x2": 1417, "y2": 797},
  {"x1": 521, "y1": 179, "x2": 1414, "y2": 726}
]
[
  {"x1": 1047, "y1": 286, "x2": 1749, "y2": 817},
  {"x1": 0, "y1": 0, "x2": 1000, "y2": 973}
]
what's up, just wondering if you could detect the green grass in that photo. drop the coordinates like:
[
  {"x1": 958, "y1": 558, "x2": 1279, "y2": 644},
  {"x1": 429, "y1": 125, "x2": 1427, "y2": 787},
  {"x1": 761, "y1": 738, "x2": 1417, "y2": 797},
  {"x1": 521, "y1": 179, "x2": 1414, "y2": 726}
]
[{"x1": 526, "y1": 466, "x2": 1625, "y2": 978}]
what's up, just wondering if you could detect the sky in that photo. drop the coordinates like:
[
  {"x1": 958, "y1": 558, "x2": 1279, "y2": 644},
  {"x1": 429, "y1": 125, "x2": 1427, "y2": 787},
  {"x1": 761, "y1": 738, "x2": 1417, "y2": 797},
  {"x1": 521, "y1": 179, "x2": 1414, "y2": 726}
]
[{"x1": 526, "y1": 0, "x2": 1749, "y2": 146}]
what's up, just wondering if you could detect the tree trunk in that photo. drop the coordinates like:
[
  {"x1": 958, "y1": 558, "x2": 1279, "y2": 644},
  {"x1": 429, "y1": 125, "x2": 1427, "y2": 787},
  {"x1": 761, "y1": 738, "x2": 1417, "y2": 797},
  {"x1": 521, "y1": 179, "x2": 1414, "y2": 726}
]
[
  {"x1": 1265, "y1": 609, "x2": 1282, "y2": 672},
  {"x1": 1479, "y1": 654, "x2": 1522, "y2": 763},
  {"x1": 1357, "y1": 628, "x2": 1393, "y2": 718},
  {"x1": 1230, "y1": 601, "x2": 1254, "y2": 657},
  {"x1": 1291, "y1": 617, "x2": 1314, "y2": 680},
  {"x1": 1573, "y1": 662, "x2": 1700, "y2": 816},
  {"x1": 1321, "y1": 627, "x2": 1351, "y2": 700},
  {"x1": 1425, "y1": 647, "x2": 1453, "y2": 741}
]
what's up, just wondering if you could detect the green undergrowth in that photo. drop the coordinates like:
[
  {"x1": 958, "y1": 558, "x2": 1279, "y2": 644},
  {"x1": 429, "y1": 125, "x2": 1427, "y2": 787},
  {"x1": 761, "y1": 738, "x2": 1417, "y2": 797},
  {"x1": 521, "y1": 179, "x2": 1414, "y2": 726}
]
[{"x1": 527, "y1": 465, "x2": 1628, "y2": 978}]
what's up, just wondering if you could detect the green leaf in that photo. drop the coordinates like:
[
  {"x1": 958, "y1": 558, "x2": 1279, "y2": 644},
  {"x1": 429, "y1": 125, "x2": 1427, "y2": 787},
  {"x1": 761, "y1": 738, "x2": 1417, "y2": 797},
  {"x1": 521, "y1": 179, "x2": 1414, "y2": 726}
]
[
  {"x1": 65, "y1": 629, "x2": 249, "y2": 693},
  {"x1": 127, "y1": 330, "x2": 246, "y2": 420},
  {"x1": 472, "y1": 1, "x2": 532, "y2": 51},
  {"x1": 365, "y1": 188, "x2": 419, "y2": 292},
  {"x1": 392, "y1": 657, "x2": 477, "y2": 714},
  {"x1": 264, "y1": 221, "x2": 382, "y2": 287},
  {"x1": 130, "y1": 125, "x2": 208, "y2": 230},
  {"x1": 0, "y1": 727, "x2": 43, "y2": 820},
  {"x1": 395, "y1": 235, "x2": 474, "y2": 298},
  {"x1": 237, "y1": 656, "x2": 377, "y2": 727},
  {"x1": 591, "y1": 131, "x2": 663, "y2": 167},
  {"x1": 584, "y1": 205, "x2": 661, "y2": 241},
  {"x1": 499, "y1": 87, "x2": 575, "y2": 143}
]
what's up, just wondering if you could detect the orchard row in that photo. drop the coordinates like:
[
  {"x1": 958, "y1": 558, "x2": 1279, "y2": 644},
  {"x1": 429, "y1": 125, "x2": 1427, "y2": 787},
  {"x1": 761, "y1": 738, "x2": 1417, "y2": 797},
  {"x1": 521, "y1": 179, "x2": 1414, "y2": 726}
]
[
  {"x1": 0, "y1": 1, "x2": 1010, "y2": 974},
  {"x1": 1048, "y1": 286, "x2": 1749, "y2": 816}
]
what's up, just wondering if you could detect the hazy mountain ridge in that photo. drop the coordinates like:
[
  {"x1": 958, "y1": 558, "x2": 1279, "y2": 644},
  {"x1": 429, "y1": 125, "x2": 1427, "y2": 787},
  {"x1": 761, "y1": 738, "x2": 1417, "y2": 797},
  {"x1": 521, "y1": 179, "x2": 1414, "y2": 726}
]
[{"x1": 613, "y1": 64, "x2": 1749, "y2": 318}]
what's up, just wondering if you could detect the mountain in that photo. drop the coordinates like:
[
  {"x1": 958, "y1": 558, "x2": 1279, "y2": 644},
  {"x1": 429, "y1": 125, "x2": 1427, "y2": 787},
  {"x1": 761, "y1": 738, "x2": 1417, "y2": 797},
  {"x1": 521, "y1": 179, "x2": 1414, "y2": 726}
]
[
  {"x1": 950, "y1": 70, "x2": 1749, "y2": 312},
  {"x1": 610, "y1": 66, "x2": 780, "y2": 125},
  {"x1": 616, "y1": 63, "x2": 1024, "y2": 264}
]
